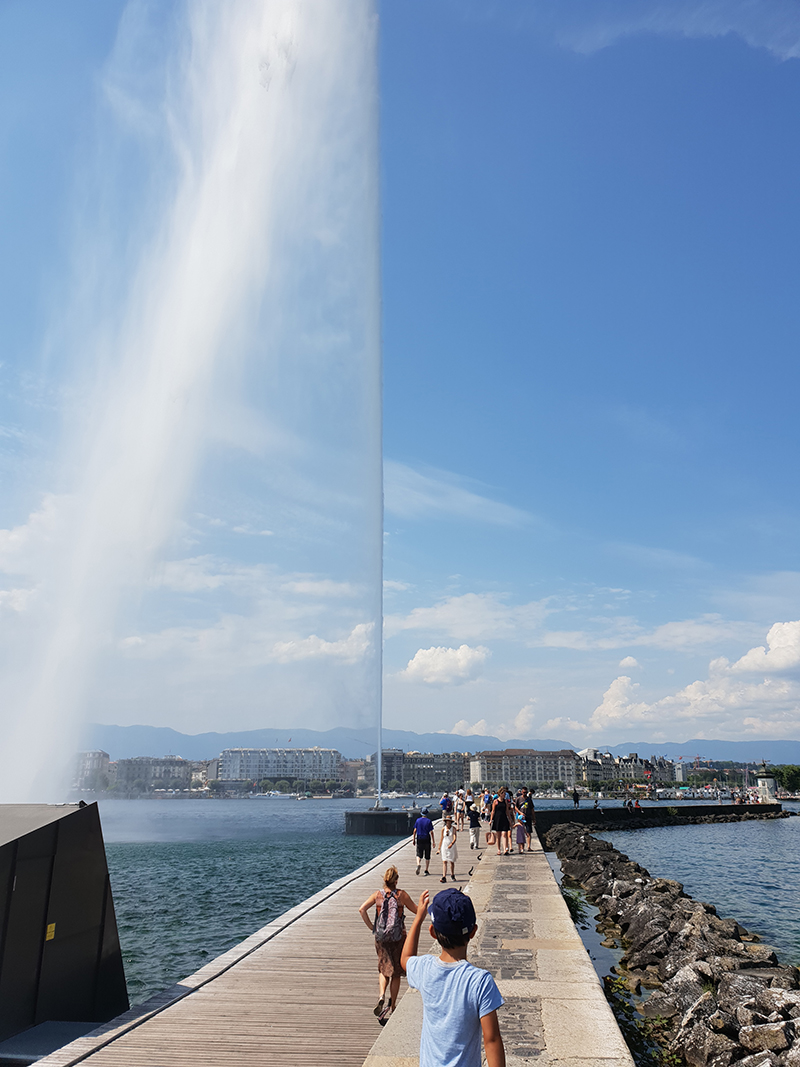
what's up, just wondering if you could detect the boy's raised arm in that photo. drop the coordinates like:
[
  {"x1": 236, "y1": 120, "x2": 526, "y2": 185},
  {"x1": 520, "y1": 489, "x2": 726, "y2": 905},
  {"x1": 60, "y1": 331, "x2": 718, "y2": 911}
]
[{"x1": 400, "y1": 890, "x2": 429, "y2": 970}]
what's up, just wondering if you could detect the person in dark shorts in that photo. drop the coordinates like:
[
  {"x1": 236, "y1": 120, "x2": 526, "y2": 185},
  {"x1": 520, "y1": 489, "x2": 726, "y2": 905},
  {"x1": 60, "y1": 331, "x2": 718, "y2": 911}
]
[{"x1": 413, "y1": 808, "x2": 435, "y2": 875}]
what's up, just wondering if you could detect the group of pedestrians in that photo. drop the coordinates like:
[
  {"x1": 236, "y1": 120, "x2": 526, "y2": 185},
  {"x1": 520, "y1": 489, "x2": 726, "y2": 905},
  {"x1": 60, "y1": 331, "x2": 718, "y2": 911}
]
[{"x1": 410, "y1": 786, "x2": 538, "y2": 882}]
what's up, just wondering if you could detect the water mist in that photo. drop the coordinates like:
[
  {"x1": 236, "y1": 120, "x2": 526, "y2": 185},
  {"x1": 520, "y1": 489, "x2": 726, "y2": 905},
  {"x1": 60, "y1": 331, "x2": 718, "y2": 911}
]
[{"x1": 0, "y1": 0, "x2": 382, "y2": 800}]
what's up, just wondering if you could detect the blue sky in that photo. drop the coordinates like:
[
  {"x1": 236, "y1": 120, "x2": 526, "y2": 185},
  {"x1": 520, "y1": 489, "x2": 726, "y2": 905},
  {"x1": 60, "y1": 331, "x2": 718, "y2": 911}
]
[{"x1": 1, "y1": 0, "x2": 800, "y2": 759}]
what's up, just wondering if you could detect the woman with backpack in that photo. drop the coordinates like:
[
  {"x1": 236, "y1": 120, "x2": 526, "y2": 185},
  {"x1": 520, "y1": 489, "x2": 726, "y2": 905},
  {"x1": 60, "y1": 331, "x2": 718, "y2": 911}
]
[{"x1": 358, "y1": 865, "x2": 418, "y2": 1024}]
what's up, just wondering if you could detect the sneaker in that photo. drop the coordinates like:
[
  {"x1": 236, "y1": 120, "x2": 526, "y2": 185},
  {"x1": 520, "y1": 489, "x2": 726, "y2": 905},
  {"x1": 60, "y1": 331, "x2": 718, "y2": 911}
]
[
  {"x1": 373, "y1": 998, "x2": 385, "y2": 1017},
  {"x1": 415, "y1": 867, "x2": 420, "y2": 875},
  {"x1": 450, "y1": 874, "x2": 457, "y2": 881},
  {"x1": 423, "y1": 870, "x2": 430, "y2": 876},
  {"x1": 440, "y1": 876, "x2": 447, "y2": 883}
]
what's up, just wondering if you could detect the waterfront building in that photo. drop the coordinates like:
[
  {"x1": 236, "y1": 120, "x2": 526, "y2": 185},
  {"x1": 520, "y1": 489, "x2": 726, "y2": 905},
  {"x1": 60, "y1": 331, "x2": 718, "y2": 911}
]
[
  {"x1": 115, "y1": 755, "x2": 193, "y2": 791},
  {"x1": 340, "y1": 758, "x2": 366, "y2": 788},
  {"x1": 218, "y1": 747, "x2": 343, "y2": 783},
  {"x1": 577, "y1": 748, "x2": 617, "y2": 784},
  {"x1": 648, "y1": 755, "x2": 677, "y2": 783},
  {"x1": 363, "y1": 750, "x2": 470, "y2": 790},
  {"x1": 74, "y1": 750, "x2": 111, "y2": 791},
  {"x1": 616, "y1": 753, "x2": 649, "y2": 780},
  {"x1": 469, "y1": 749, "x2": 578, "y2": 789}
]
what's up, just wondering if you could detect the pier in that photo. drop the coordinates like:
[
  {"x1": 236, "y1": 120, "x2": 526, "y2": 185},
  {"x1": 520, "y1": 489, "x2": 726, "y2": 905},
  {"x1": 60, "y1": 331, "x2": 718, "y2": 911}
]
[{"x1": 36, "y1": 833, "x2": 632, "y2": 1067}]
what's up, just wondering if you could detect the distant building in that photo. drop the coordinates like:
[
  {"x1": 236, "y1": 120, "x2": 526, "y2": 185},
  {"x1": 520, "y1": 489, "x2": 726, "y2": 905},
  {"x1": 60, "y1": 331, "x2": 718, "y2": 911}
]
[
  {"x1": 218, "y1": 748, "x2": 343, "y2": 783},
  {"x1": 469, "y1": 750, "x2": 578, "y2": 790},
  {"x1": 616, "y1": 753, "x2": 649, "y2": 781},
  {"x1": 74, "y1": 750, "x2": 111, "y2": 791},
  {"x1": 648, "y1": 756, "x2": 676, "y2": 783},
  {"x1": 115, "y1": 755, "x2": 192, "y2": 791},
  {"x1": 363, "y1": 750, "x2": 469, "y2": 790},
  {"x1": 340, "y1": 759, "x2": 366, "y2": 788},
  {"x1": 577, "y1": 748, "x2": 617, "y2": 784}
]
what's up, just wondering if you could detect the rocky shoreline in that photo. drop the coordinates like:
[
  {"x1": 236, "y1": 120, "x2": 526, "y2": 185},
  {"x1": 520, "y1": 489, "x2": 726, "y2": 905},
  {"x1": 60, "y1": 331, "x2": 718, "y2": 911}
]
[{"x1": 545, "y1": 818, "x2": 800, "y2": 1067}]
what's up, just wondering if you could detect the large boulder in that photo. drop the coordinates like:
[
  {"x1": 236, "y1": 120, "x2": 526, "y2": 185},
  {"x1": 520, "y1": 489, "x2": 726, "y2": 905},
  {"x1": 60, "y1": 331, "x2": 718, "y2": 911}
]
[
  {"x1": 718, "y1": 974, "x2": 771, "y2": 1014},
  {"x1": 738, "y1": 1022, "x2": 794, "y2": 1053},
  {"x1": 676, "y1": 1023, "x2": 739, "y2": 1067},
  {"x1": 663, "y1": 964, "x2": 710, "y2": 1015}
]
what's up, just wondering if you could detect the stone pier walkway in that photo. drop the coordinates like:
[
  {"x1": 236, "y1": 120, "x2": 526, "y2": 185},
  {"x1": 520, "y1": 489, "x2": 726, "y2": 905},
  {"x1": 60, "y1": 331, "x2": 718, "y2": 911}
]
[{"x1": 364, "y1": 835, "x2": 634, "y2": 1067}]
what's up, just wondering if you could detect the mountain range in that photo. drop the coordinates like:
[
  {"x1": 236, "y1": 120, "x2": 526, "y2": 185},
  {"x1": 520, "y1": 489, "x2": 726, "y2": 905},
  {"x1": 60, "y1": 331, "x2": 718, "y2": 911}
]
[{"x1": 81, "y1": 723, "x2": 800, "y2": 765}]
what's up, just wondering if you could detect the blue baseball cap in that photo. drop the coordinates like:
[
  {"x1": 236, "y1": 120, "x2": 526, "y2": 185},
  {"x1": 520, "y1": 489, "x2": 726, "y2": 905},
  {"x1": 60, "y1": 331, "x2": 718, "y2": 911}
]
[{"x1": 428, "y1": 888, "x2": 476, "y2": 937}]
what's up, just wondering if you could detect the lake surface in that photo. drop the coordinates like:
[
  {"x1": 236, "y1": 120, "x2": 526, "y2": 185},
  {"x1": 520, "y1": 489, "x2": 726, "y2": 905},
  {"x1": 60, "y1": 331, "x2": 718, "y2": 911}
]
[
  {"x1": 98, "y1": 797, "x2": 800, "y2": 1006},
  {"x1": 101, "y1": 798, "x2": 397, "y2": 1004}
]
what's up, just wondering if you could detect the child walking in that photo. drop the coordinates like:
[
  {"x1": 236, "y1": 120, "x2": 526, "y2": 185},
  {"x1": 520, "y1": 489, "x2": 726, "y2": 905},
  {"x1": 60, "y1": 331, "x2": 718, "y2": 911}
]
[
  {"x1": 401, "y1": 888, "x2": 505, "y2": 1067},
  {"x1": 515, "y1": 815, "x2": 526, "y2": 854},
  {"x1": 437, "y1": 816, "x2": 458, "y2": 882},
  {"x1": 467, "y1": 803, "x2": 481, "y2": 849}
]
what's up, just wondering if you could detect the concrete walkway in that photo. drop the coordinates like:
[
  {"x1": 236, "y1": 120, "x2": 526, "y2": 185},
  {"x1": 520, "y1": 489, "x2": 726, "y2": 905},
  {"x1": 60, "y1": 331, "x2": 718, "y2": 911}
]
[{"x1": 364, "y1": 835, "x2": 634, "y2": 1067}]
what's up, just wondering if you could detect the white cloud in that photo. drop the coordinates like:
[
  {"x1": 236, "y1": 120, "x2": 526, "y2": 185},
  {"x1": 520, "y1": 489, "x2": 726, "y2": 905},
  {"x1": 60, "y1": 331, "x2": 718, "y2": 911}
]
[
  {"x1": 386, "y1": 592, "x2": 550, "y2": 641},
  {"x1": 619, "y1": 656, "x2": 639, "y2": 668},
  {"x1": 384, "y1": 460, "x2": 532, "y2": 526},
  {"x1": 231, "y1": 525, "x2": 273, "y2": 536},
  {"x1": 729, "y1": 620, "x2": 800, "y2": 674},
  {"x1": 400, "y1": 644, "x2": 490, "y2": 685},
  {"x1": 272, "y1": 622, "x2": 373, "y2": 664},
  {"x1": 454, "y1": 695, "x2": 580, "y2": 738},
  {"x1": 588, "y1": 621, "x2": 800, "y2": 738},
  {"x1": 524, "y1": 1, "x2": 800, "y2": 61},
  {"x1": 541, "y1": 614, "x2": 756, "y2": 652},
  {"x1": 451, "y1": 717, "x2": 492, "y2": 736},
  {"x1": 280, "y1": 578, "x2": 360, "y2": 598},
  {"x1": 383, "y1": 578, "x2": 410, "y2": 592}
]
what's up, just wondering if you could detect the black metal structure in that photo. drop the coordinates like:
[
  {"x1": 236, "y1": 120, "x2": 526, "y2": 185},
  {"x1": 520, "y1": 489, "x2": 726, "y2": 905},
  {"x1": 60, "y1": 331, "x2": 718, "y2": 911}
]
[{"x1": 0, "y1": 803, "x2": 128, "y2": 1045}]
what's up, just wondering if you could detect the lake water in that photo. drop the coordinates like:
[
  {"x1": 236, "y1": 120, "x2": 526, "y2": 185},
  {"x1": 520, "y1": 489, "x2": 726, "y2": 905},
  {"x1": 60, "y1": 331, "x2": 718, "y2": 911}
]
[
  {"x1": 100, "y1": 798, "x2": 396, "y2": 1004},
  {"x1": 98, "y1": 797, "x2": 800, "y2": 1006}
]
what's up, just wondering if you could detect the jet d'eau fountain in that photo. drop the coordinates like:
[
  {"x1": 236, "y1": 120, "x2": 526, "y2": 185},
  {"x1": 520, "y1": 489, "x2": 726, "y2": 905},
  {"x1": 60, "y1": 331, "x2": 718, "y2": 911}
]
[{"x1": 0, "y1": 0, "x2": 382, "y2": 801}]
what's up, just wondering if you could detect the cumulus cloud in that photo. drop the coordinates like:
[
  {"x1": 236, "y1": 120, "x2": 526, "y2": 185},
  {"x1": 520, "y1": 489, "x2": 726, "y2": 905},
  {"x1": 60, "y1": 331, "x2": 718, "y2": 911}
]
[
  {"x1": 451, "y1": 700, "x2": 556, "y2": 741},
  {"x1": 588, "y1": 621, "x2": 800, "y2": 737},
  {"x1": 619, "y1": 656, "x2": 639, "y2": 668},
  {"x1": 729, "y1": 620, "x2": 800, "y2": 674},
  {"x1": 272, "y1": 622, "x2": 373, "y2": 664},
  {"x1": 384, "y1": 460, "x2": 532, "y2": 527},
  {"x1": 400, "y1": 644, "x2": 490, "y2": 685}
]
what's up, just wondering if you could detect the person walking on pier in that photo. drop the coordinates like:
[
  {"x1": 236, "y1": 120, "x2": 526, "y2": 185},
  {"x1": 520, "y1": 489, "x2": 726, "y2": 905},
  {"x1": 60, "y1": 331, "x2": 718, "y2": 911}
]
[
  {"x1": 467, "y1": 801, "x2": 482, "y2": 849},
  {"x1": 437, "y1": 815, "x2": 459, "y2": 882},
  {"x1": 516, "y1": 789, "x2": 535, "y2": 851},
  {"x1": 572, "y1": 789, "x2": 580, "y2": 809},
  {"x1": 413, "y1": 808, "x2": 435, "y2": 875},
  {"x1": 359, "y1": 865, "x2": 418, "y2": 1024},
  {"x1": 401, "y1": 888, "x2": 505, "y2": 1067},
  {"x1": 489, "y1": 788, "x2": 513, "y2": 855}
]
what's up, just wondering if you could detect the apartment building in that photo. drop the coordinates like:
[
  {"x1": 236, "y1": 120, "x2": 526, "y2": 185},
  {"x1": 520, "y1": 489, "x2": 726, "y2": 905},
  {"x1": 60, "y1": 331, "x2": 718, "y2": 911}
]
[
  {"x1": 218, "y1": 747, "x2": 342, "y2": 783},
  {"x1": 468, "y1": 749, "x2": 578, "y2": 789}
]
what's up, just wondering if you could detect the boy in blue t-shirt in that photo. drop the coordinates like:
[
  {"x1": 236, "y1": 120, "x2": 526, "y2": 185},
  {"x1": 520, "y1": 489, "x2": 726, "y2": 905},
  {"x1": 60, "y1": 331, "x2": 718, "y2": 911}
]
[{"x1": 401, "y1": 888, "x2": 505, "y2": 1067}]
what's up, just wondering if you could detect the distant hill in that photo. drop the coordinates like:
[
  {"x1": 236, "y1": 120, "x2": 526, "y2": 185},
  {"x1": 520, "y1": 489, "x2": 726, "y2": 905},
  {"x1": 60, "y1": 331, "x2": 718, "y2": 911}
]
[{"x1": 80, "y1": 723, "x2": 800, "y2": 765}]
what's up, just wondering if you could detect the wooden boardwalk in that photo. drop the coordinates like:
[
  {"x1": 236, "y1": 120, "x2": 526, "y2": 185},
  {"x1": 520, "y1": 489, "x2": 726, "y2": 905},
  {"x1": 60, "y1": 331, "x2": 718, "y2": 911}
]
[{"x1": 37, "y1": 834, "x2": 439, "y2": 1067}]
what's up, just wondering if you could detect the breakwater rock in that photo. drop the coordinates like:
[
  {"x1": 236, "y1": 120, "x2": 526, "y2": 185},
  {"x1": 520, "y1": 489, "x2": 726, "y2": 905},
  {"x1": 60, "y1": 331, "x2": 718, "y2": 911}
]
[{"x1": 545, "y1": 821, "x2": 800, "y2": 1067}]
